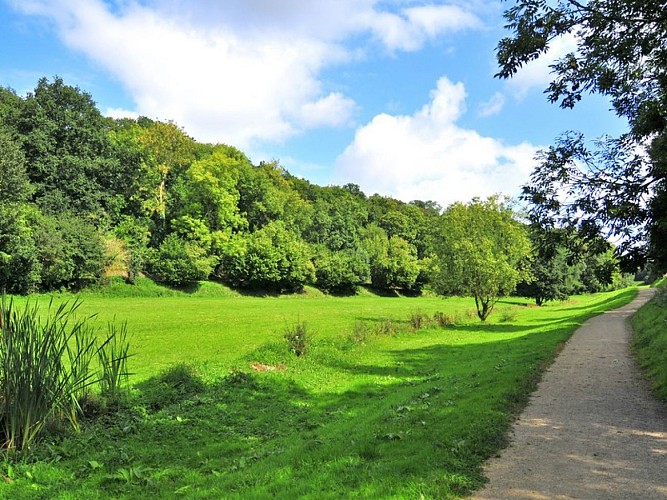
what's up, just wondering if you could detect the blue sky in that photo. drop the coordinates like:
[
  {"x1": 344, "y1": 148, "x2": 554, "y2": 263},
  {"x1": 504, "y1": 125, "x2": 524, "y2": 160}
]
[{"x1": 0, "y1": 0, "x2": 626, "y2": 207}]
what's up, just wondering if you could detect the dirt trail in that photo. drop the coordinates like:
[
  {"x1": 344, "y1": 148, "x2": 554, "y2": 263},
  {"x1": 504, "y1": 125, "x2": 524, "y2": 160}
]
[{"x1": 474, "y1": 288, "x2": 667, "y2": 499}]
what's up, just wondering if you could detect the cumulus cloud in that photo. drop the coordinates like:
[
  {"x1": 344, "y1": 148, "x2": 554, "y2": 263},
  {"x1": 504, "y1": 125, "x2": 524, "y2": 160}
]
[
  {"x1": 478, "y1": 92, "x2": 505, "y2": 117},
  {"x1": 8, "y1": 0, "x2": 481, "y2": 148},
  {"x1": 361, "y1": 4, "x2": 481, "y2": 51},
  {"x1": 333, "y1": 77, "x2": 538, "y2": 207},
  {"x1": 296, "y1": 93, "x2": 358, "y2": 128}
]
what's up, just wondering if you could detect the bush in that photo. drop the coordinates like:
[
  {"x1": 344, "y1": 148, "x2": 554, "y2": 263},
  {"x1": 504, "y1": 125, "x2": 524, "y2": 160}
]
[
  {"x1": 284, "y1": 321, "x2": 312, "y2": 357},
  {"x1": 409, "y1": 310, "x2": 430, "y2": 331},
  {"x1": 433, "y1": 311, "x2": 455, "y2": 327},
  {"x1": 33, "y1": 213, "x2": 107, "y2": 291},
  {"x1": 313, "y1": 246, "x2": 370, "y2": 294},
  {"x1": 148, "y1": 234, "x2": 216, "y2": 286},
  {"x1": 219, "y1": 222, "x2": 315, "y2": 293}
]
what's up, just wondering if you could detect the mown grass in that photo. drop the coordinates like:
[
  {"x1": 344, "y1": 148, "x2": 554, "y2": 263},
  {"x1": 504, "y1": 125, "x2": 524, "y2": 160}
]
[
  {"x1": 0, "y1": 284, "x2": 638, "y2": 498},
  {"x1": 631, "y1": 284, "x2": 667, "y2": 402}
]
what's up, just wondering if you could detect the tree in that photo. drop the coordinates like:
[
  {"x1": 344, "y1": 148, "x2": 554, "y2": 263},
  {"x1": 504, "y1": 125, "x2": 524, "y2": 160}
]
[
  {"x1": 432, "y1": 197, "x2": 532, "y2": 320},
  {"x1": 33, "y1": 214, "x2": 106, "y2": 291},
  {"x1": 218, "y1": 222, "x2": 314, "y2": 293},
  {"x1": 131, "y1": 120, "x2": 198, "y2": 233},
  {"x1": 181, "y1": 147, "x2": 245, "y2": 234},
  {"x1": 147, "y1": 233, "x2": 215, "y2": 287},
  {"x1": 517, "y1": 246, "x2": 571, "y2": 306},
  {"x1": 8, "y1": 77, "x2": 126, "y2": 221},
  {"x1": 497, "y1": 0, "x2": 667, "y2": 270},
  {"x1": 312, "y1": 246, "x2": 370, "y2": 294},
  {"x1": 362, "y1": 225, "x2": 421, "y2": 291},
  {"x1": 0, "y1": 129, "x2": 39, "y2": 293},
  {"x1": 305, "y1": 187, "x2": 368, "y2": 251}
]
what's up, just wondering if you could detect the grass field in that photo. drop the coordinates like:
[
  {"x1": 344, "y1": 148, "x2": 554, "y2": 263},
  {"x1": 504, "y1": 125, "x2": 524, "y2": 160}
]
[{"x1": 1, "y1": 282, "x2": 639, "y2": 498}]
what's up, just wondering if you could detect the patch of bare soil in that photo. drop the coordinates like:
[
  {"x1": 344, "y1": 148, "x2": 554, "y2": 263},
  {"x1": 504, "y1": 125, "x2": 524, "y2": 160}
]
[{"x1": 474, "y1": 289, "x2": 667, "y2": 499}]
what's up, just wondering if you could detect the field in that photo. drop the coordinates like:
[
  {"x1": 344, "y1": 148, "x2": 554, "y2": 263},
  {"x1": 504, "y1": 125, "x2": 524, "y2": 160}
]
[{"x1": 1, "y1": 283, "x2": 638, "y2": 498}]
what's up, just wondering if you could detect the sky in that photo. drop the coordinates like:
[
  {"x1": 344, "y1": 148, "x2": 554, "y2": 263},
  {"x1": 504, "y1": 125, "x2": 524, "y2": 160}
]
[{"x1": 0, "y1": 0, "x2": 627, "y2": 208}]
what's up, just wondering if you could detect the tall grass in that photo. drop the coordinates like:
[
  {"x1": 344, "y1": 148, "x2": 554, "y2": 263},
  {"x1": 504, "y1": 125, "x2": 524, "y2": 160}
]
[
  {"x1": 98, "y1": 321, "x2": 132, "y2": 405},
  {"x1": 0, "y1": 296, "x2": 131, "y2": 450}
]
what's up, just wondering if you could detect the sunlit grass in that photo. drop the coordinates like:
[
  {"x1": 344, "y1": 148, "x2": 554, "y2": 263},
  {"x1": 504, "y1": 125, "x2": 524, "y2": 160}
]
[{"x1": 1, "y1": 284, "x2": 638, "y2": 498}]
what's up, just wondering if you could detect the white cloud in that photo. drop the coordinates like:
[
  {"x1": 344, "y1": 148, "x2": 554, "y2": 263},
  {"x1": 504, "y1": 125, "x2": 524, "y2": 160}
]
[
  {"x1": 333, "y1": 77, "x2": 539, "y2": 207},
  {"x1": 296, "y1": 93, "x2": 358, "y2": 128},
  {"x1": 8, "y1": 0, "x2": 482, "y2": 148},
  {"x1": 105, "y1": 107, "x2": 139, "y2": 120},
  {"x1": 361, "y1": 4, "x2": 481, "y2": 52},
  {"x1": 478, "y1": 92, "x2": 505, "y2": 117}
]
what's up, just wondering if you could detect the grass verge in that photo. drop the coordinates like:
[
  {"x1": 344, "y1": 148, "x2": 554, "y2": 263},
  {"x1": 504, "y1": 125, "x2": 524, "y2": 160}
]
[
  {"x1": 0, "y1": 287, "x2": 638, "y2": 498},
  {"x1": 631, "y1": 285, "x2": 667, "y2": 402}
]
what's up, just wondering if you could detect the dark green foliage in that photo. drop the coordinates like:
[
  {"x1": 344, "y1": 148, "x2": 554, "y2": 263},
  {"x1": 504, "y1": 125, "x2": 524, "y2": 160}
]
[
  {"x1": 220, "y1": 222, "x2": 314, "y2": 292},
  {"x1": 313, "y1": 246, "x2": 370, "y2": 294},
  {"x1": 34, "y1": 213, "x2": 106, "y2": 291},
  {"x1": 517, "y1": 247, "x2": 571, "y2": 305},
  {"x1": 8, "y1": 77, "x2": 127, "y2": 220},
  {"x1": 305, "y1": 187, "x2": 368, "y2": 251},
  {"x1": 2, "y1": 73, "x2": 640, "y2": 298},
  {"x1": 0, "y1": 127, "x2": 32, "y2": 204},
  {"x1": 498, "y1": 0, "x2": 667, "y2": 269},
  {"x1": 0, "y1": 204, "x2": 40, "y2": 294},
  {"x1": 147, "y1": 234, "x2": 215, "y2": 286},
  {"x1": 363, "y1": 225, "x2": 421, "y2": 291}
]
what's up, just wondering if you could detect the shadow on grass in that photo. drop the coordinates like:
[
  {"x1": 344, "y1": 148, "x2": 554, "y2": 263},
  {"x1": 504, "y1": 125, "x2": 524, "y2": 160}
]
[
  {"x1": 4, "y1": 288, "x2": 639, "y2": 498},
  {"x1": 13, "y1": 330, "x2": 573, "y2": 499}
]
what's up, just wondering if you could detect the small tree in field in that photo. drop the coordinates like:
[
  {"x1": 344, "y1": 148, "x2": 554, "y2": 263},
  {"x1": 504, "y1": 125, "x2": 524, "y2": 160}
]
[{"x1": 432, "y1": 197, "x2": 532, "y2": 320}]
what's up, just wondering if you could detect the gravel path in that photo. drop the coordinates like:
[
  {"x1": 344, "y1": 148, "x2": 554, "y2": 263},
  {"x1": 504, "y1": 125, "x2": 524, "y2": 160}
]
[{"x1": 474, "y1": 288, "x2": 667, "y2": 499}]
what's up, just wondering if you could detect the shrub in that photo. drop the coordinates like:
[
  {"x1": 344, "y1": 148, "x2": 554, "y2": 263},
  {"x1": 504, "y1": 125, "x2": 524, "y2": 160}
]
[
  {"x1": 219, "y1": 222, "x2": 315, "y2": 293},
  {"x1": 284, "y1": 321, "x2": 311, "y2": 357},
  {"x1": 148, "y1": 234, "x2": 216, "y2": 286},
  {"x1": 409, "y1": 310, "x2": 430, "y2": 331},
  {"x1": 498, "y1": 307, "x2": 519, "y2": 323},
  {"x1": 33, "y1": 213, "x2": 107, "y2": 291},
  {"x1": 348, "y1": 321, "x2": 373, "y2": 344},
  {"x1": 313, "y1": 246, "x2": 370, "y2": 294},
  {"x1": 433, "y1": 311, "x2": 455, "y2": 327},
  {"x1": 374, "y1": 319, "x2": 398, "y2": 336}
]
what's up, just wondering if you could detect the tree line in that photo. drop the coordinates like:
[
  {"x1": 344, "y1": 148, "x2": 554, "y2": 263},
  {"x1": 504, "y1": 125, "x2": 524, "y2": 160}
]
[{"x1": 0, "y1": 77, "x2": 632, "y2": 319}]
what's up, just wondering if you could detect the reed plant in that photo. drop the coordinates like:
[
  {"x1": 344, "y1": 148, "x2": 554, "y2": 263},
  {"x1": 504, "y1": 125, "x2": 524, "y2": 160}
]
[
  {"x1": 0, "y1": 296, "x2": 131, "y2": 450},
  {"x1": 98, "y1": 321, "x2": 131, "y2": 405}
]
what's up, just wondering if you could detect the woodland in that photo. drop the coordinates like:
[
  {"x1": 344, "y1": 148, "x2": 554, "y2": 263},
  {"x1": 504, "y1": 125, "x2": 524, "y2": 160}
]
[{"x1": 0, "y1": 77, "x2": 635, "y2": 320}]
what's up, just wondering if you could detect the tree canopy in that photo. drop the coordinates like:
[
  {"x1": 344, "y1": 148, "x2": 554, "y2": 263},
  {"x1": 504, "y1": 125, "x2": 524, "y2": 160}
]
[
  {"x1": 432, "y1": 197, "x2": 532, "y2": 320},
  {"x1": 497, "y1": 0, "x2": 667, "y2": 272},
  {"x1": 0, "y1": 76, "x2": 630, "y2": 305}
]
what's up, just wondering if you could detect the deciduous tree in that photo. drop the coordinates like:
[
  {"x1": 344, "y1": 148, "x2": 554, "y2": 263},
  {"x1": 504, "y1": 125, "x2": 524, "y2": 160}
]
[
  {"x1": 497, "y1": 0, "x2": 667, "y2": 270},
  {"x1": 433, "y1": 197, "x2": 532, "y2": 320}
]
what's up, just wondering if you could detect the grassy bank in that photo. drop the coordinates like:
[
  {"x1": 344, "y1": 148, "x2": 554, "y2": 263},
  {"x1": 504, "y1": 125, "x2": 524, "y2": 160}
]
[
  {"x1": 631, "y1": 285, "x2": 667, "y2": 402},
  {"x1": 1, "y1": 286, "x2": 638, "y2": 498}
]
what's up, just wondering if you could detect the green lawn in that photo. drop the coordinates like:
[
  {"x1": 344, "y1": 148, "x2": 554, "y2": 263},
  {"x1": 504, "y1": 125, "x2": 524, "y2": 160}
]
[{"x1": 1, "y1": 284, "x2": 638, "y2": 499}]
